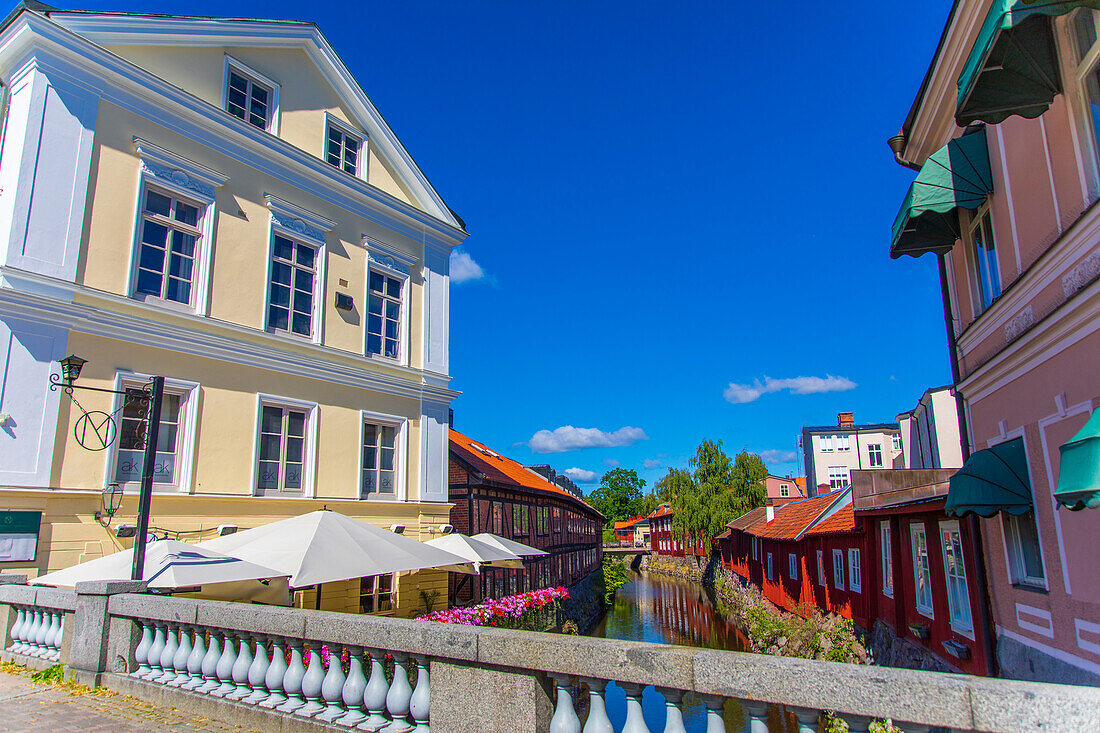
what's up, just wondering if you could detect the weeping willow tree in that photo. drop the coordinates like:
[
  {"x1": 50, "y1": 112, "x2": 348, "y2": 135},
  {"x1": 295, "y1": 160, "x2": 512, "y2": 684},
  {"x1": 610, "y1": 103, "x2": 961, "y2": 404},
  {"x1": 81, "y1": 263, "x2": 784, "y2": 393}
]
[{"x1": 670, "y1": 440, "x2": 767, "y2": 543}]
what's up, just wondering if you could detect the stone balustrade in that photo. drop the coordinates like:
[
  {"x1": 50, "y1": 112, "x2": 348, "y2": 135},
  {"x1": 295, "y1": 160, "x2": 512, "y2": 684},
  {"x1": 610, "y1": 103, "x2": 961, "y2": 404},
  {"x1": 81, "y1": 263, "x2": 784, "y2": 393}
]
[{"x1": 2, "y1": 578, "x2": 1099, "y2": 732}]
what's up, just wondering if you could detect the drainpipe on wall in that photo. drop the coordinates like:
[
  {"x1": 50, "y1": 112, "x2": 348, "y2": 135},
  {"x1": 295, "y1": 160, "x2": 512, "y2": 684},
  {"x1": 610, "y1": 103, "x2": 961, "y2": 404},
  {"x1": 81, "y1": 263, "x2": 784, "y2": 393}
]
[{"x1": 938, "y1": 251, "x2": 998, "y2": 677}]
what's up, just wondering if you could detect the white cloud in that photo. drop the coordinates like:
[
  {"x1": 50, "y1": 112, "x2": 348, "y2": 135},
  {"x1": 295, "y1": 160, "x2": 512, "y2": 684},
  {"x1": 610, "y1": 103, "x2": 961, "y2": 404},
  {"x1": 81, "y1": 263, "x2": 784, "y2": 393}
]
[
  {"x1": 563, "y1": 467, "x2": 600, "y2": 483},
  {"x1": 450, "y1": 249, "x2": 485, "y2": 284},
  {"x1": 723, "y1": 375, "x2": 857, "y2": 404},
  {"x1": 643, "y1": 458, "x2": 663, "y2": 470},
  {"x1": 603, "y1": 458, "x2": 621, "y2": 468},
  {"x1": 760, "y1": 449, "x2": 800, "y2": 465},
  {"x1": 527, "y1": 425, "x2": 648, "y2": 454}
]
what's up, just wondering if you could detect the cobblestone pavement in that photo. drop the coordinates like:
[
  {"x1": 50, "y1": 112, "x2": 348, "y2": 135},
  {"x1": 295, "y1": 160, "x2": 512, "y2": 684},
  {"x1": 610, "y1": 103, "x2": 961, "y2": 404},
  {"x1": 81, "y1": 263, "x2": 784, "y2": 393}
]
[{"x1": 0, "y1": 667, "x2": 259, "y2": 732}]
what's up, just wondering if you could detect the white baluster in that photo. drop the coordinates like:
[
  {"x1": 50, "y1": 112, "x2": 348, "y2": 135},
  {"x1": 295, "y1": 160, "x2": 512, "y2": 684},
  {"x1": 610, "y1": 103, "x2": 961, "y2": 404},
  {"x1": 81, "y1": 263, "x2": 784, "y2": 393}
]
[
  {"x1": 317, "y1": 644, "x2": 348, "y2": 723},
  {"x1": 156, "y1": 625, "x2": 179, "y2": 684},
  {"x1": 197, "y1": 632, "x2": 222, "y2": 694},
  {"x1": 169, "y1": 625, "x2": 192, "y2": 687},
  {"x1": 791, "y1": 706, "x2": 820, "y2": 733},
  {"x1": 581, "y1": 678, "x2": 613, "y2": 733},
  {"x1": 338, "y1": 647, "x2": 368, "y2": 727},
  {"x1": 243, "y1": 636, "x2": 271, "y2": 705},
  {"x1": 621, "y1": 683, "x2": 650, "y2": 733},
  {"x1": 741, "y1": 699, "x2": 767, "y2": 733},
  {"x1": 549, "y1": 674, "x2": 582, "y2": 733},
  {"x1": 8, "y1": 608, "x2": 25, "y2": 652},
  {"x1": 260, "y1": 637, "x2": 289, "y2": 709},
  {"x1": 131, "y1": 621, "x2": 152, "y2": 677},
  {"x1": 385, "y1": 652, "x2": 414, "y2": 733},
  {"x1": 31, "y1": 610, "x2": 47, "y2": 657},
  {"x1": 183, "y1": 628, "x2": 206, "y2": 690},
  {"x1": 409, "y1": 656, "x2": 429, "y2": 733},
  {"x1": 212, "y1": 632, "x2": 239, "y2": 697},
  {"x1": 297, "y1": 644, "x2": 328, "y2": 717},
  {"x1": 276, "y1": 639, "x2": 307, "y2": 713},
  {"x1": 227, "y1": 632, "x2": 254, "y2": 700},
  {"x1": 658, "y1": 688, "x2": 686, "y2": 733},
  {"x1": 145, "y1": 624, "x2": 166, "y2": 680},
  {"x1": 359, "y1": 649, "x2": 390, "y2": 732},
  {"x1": 45, "y1": 613, "x2": 61, "y2": 661}
]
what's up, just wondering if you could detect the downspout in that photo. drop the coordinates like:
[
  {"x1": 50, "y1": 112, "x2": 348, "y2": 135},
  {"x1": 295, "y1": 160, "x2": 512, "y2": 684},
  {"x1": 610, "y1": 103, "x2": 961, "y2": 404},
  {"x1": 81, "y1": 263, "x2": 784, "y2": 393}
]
[{"x1": 938, "y1": 251, "x2": 998, "y2": 677}]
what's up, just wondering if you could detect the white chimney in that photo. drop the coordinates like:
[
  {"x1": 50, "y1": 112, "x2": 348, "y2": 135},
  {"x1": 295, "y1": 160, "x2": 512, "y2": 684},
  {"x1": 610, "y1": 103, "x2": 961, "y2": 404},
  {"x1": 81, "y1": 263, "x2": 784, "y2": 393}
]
[{"x1": 765, "y1": 504, "x2": 775, "y2": 523}]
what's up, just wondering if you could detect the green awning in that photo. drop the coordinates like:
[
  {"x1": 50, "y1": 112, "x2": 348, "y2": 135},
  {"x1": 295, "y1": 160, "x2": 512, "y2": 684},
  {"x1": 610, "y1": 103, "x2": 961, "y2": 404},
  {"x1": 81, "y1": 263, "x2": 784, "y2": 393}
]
[
  {"x1": 957, "y1": 1, "x2": 1100, "y2": 126},
  {"x1": 891, "y1": 127, "x2": 993, "y2": 259},
  {"x1": 1055, "y1": 410, "x2": 1100, "y2": 510},
  {"x1": 946, "y1": 437, "x2": 1034, "y2": 517}
]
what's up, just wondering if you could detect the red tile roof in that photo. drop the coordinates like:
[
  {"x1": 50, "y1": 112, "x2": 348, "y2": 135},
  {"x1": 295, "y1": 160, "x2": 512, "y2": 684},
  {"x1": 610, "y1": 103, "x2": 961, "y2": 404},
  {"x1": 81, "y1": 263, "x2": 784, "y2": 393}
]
[
  {"x1": 727, "y1": 507, "x2": 768, "y2": 531},
  {"x1": 449, "y1": 429, "x2": 602, "y2": 517},
  {"x1": 804, "y1": 504, "x2": 856, "y2": 536},
  {"x1": 648, "y1": 504, "x2": 673, "y2": 519},
  {"x1": 747, "y1": 492, "x2": 845, "y2": 541}
]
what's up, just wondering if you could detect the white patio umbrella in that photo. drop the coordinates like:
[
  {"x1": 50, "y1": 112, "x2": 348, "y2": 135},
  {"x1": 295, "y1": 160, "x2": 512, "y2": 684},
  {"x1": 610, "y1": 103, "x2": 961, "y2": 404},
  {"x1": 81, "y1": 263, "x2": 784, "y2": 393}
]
[
  {"x1": 425, "y1": 533, "x2": 525, "y2": 574},
  {"x1": 198, "y1": 510, "x2": 470, "y2": 589},
  {"x1": 471, "y1": 533, "x2": 549, "y2": 558},
  {"x1": 30, "y1": 539, "x2": 290, "y2": 604}
]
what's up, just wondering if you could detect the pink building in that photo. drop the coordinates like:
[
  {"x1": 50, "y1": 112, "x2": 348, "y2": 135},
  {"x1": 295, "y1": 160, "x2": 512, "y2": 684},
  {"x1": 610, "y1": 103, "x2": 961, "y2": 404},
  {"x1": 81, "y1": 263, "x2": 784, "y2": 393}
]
[
  {"x1": 890, "y1": 0, "x2": 1100, "y2": 684},
  {"x1": 764, "y1": 474, "x2": 806, "y2": 502}
]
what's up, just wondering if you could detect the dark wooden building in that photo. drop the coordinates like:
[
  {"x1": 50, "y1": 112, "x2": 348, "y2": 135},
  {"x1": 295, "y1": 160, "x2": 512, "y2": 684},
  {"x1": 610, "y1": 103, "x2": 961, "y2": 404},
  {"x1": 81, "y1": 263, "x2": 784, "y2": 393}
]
[{"x1": 448, "y1": 429, "x2": 604, "y2": 604}]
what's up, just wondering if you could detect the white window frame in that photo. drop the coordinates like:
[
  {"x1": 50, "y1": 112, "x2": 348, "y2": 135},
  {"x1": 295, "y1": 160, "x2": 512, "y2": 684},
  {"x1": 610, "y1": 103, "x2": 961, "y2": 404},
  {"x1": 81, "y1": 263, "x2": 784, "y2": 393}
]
[
  {"x1": 127, "y1": 139, "x2": 226, "y2": 317},
  {"x1": 832, "y1": 549, "x2": 845, "y2": 590},
  {"x1": 222, "y1": 55, "x2": 281, "y2": 134},
  {"x1": 868, "y1": 443, "x2": 884, "y2": 467},
  {"x1": 911, "y1": 524, "x2": 935, "y2": 619},
  {"x1": 837, "y1": 434, "x2": 851, "y2": 452},
  {"x1": 263, "y1": 195, "x2": 335, "y2": 347},
  {"x1": 881, "y1": 521, "x2": 894, "y2": 597},
  {"x1": 766, "y1": 552, "x2": 774, "y2": 582},
  {"x1": 324, "y1": 113, "x2": 367, "y2": 179},
  {"x1": 939, "y1": 520, "x2": 975, "y2": 639},
  {"x1": 359, "y1": 410, "x2": 408, "y2": 502},
  {"x1": 892, "y1": 434, "x2": 902, "y2": 452},
  {"x1": 820, "y1": 434, "x2": 834, "y2": 452},
  {"x1": 817, "y1": 549, "x2": 825, "y2": 586},
  {"x1": 1002, "y1": 511, "x2": 1048, "y2": 589},
  {"x1": 103, "y1": 372, "x2": 200, "y2": 495},
  {"x1": 363, "y1": 240, "x2": 415, "y2": 367},
  {"x1": 1058, "y1": 8, "x2": 1100, "y2": 197},
  {"x1": 251, "y1": 393, "x2": 318, "y2": 498},
  {"x1": 780, "y1": 484, "x2": 789, "y2": 497},
  {"x1": 788, "y1": 553, "x2": 798, "y2": 581},
  {"x1": 848, "y1": 548, "x2": 862, "y2": 593},
  {"x1": 965, "y1": 202, "x2": 1002, "y2": 316},
  {"x1": 827, "y1": 465, "x2": 850, "y2": 490}
]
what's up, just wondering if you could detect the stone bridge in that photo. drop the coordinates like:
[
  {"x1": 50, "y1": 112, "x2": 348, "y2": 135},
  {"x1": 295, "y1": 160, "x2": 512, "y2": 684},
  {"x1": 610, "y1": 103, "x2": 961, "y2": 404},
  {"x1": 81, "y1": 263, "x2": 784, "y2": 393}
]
[{"x1": 1, "y1": 575, "x2": 1098, "y2": 732}]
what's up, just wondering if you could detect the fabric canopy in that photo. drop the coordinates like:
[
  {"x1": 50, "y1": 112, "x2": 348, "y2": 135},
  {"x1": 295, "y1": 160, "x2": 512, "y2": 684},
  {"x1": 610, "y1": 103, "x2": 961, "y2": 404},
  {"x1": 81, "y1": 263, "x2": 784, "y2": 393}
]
[
  {"x1": 1055, "y1": 410, "x2": 1100, "y2": 510},
  {"x1": 471, "y1": 533, "x2": 548, "y2": 557},
  {"x1": 946, "y1": 437, "x2": 1034, "y2": 517},
  {"x1": 199, "y1": 510, "x2": 470, "y2": 588},
  {"x1": 891, "y1": 127, "x2": 993, "y2": 259},
  {"x1": 425, "y1": 533, "x2": 524, "y2": 575},
  {"x1": 30, "y1": 539, "x2": 288, "y2": 597},
  {"x1": 956, "y1": 1, "x2": 1100, "y2": 126}
]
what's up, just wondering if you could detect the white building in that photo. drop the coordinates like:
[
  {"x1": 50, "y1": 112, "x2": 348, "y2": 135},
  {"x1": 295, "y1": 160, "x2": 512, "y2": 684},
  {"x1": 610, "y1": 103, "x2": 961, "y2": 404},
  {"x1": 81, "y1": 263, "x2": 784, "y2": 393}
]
[
  {"x1": 896, "y1": 386, "x2": 964, "y2": 470},
  {"x1": 801, "y1": 412, "x2": 902, "y2": 496}
]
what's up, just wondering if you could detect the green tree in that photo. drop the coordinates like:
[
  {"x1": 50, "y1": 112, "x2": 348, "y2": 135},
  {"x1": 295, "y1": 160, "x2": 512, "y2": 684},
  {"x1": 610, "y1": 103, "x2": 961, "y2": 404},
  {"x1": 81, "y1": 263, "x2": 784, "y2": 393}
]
[
  {"x1": 672, "y1": 440, "x2": 767, "y2": 541},
  {"x1": 587, "y1": 468, "x2": 647, "y2": 524}
]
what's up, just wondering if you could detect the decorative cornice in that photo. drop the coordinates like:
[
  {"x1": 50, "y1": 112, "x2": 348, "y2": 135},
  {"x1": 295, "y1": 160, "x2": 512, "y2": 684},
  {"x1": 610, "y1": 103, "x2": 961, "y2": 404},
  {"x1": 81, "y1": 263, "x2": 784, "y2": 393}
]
[
  {"x1": 133, "y1": 137, "x2": 228, "y2": 200},
  {"x1": 1063, "y1": 250, "x2": 1100, "y2": 298},
  {"x1": 364, "y1": 237, "x2": 417, "y2": 276},
  {"x1": 264, "y1": 193, "x2": 335, "y2": 244},
  {"x1": 0, "y1": 266, "x2": 460, "y2": 404},
  {"x1": 1003, "y1": 305, "x2": 1035, "y2": 342}
]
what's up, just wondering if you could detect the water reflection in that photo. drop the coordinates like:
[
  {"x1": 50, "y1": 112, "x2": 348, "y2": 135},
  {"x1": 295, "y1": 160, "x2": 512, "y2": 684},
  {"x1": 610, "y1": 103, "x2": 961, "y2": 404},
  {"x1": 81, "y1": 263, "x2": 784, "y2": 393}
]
[{"x1": 588, "y1": 572, "x2": 790, "y2": 733}]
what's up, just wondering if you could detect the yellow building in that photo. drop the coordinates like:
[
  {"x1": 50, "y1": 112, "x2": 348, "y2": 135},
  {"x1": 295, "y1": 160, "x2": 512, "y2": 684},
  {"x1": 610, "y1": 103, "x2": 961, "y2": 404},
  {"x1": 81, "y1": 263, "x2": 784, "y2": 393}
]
[{"x1": 0, "y1": 7, "x2": 467, "y2": 616}]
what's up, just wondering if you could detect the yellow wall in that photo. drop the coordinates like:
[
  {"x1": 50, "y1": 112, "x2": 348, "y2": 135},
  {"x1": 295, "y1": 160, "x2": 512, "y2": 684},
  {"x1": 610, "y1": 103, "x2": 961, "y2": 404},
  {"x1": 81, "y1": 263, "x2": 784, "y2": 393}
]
[
  {"x1": 0, "y1": 489, "x2": 451, "y2": 617},
  {"x1": 102, "y1": 45, "x2": 418, "y2": 207},
  {"x1": 78, "y1": 100, "x2": 426, "y2": 370}
]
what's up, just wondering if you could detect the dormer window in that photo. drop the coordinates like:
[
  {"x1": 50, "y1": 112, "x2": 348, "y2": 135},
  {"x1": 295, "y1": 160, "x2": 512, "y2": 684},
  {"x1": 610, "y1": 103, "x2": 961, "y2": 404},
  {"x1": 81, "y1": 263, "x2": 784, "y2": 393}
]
[
  {"x1": 223, "y1": 57, "x2": 280, "y2": 133},
  {"x1": 326, "y1": 119, "x2": 363, "y2": 176}
]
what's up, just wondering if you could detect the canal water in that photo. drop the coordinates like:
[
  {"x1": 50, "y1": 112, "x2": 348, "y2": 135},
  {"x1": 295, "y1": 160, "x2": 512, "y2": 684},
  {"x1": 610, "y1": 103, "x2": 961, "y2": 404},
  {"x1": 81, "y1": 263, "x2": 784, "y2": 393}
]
[{"x1": 588, "y1": 571, "x2": 790, "y2": 733}]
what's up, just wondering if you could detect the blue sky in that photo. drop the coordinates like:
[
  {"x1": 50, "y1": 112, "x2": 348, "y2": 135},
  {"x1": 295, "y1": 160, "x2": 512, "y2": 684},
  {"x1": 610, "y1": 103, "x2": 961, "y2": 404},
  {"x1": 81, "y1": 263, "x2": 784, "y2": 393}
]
[{"x1": 65, "y1": 0, "x2": 955, "y2": 490}]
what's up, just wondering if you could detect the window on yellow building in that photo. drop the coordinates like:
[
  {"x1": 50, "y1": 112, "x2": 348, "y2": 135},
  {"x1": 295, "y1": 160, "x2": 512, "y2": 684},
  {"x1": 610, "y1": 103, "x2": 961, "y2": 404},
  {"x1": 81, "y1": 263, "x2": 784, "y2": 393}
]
[
  {"x1": 256, "y1": 400, "x2": 313, "y2": 496},
  {"x1": 326, "y1": 120, "x2": 363, "y2": 176},
  {"x1": 367, "y1": 270, "x2": 403, "y2": 359},
  {"x1": 115, "y1": 387, "x2": 184, "y2": 490},
  {"x1": 359, "y1": 574, "x2": 393, "y2": 614},
  {"x1": 267, "y1": 233, "x2": 318, "y2": 338},
  {"x1": 224, "y1": 58, "x2": 278, "y2": 132},
  {"x1": 134, "y1": 187, "x2": 203, "y2": 307},
  {"x1": 361, "y1": 420, "x2": 398, "y2": 498}
]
